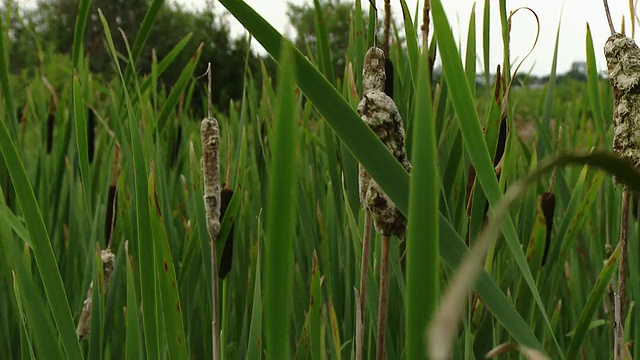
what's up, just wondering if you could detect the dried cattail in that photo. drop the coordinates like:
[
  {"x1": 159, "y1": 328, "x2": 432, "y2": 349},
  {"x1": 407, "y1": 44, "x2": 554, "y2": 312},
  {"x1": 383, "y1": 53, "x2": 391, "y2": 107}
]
[
  {"x1": 358, "y1": 45, "x2": 410, "y2": 360},
  {"x1": 605, "y1": 33, "x2": 640, "y2": 181},
  {"x1": 540, "y1": 192, "x2": 556, "y2": 266},
  {"x1": 46, "y1": 113, "x2": 55, "y2": 154},
  {"x1": 201, "y1": 117, "x2": 221, "y2": 240},
  {"x1": 358, "y1": 46, "x2": 411, "y2": 239},
  {"x1": 602, "y1": 4, "x2": 637, "y2": 356},
  {"x1": 88, "y1": 109, "x2": 95, "y2": 163},
  {"x1": 105, "y1": 144, "x2": 121, "y2": 248},
  {"x1": 201, "y1": 61, "x2": 222, "y2": 360},
  {"x1": 76, "y1": 247, "x2": 115, "y2": 340}
]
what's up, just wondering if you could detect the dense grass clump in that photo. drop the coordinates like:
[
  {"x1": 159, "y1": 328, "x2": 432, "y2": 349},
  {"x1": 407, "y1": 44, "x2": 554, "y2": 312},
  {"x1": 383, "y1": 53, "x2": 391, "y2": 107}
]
[{"x1": 3, "y1": 0, "x2": 640, "y2": 359}]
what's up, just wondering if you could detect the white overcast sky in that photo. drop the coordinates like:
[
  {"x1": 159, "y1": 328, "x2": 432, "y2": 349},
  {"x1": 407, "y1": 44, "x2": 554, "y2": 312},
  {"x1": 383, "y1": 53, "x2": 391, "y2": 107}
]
[
  {"x1": 177, "y1": 0, "x2": 634, "y2": 76},
  {"x1": 18, "y1": 0, "x2": 636, "y2": 76}
]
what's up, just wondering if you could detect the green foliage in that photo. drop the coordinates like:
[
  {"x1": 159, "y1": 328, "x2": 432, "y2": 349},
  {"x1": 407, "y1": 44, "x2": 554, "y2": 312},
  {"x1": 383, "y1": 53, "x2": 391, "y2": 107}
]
[{"x1": 0, "y1": 0, "x2": 637, "y2": 359}]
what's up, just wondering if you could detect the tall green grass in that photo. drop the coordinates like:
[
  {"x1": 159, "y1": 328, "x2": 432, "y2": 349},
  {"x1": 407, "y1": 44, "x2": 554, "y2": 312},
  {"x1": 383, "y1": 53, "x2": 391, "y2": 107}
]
[{"x1": 0, "y1": 0, "x2": 638, "y2": 359}]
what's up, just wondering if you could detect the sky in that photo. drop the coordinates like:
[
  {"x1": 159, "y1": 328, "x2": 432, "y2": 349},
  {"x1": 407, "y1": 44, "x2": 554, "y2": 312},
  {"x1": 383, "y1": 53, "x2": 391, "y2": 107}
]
[
  {"x1": 16, "y1": 0, "x2": 634, "y2": 76},
  {"x1": 174, "y1": 0, "x2": 635, "y2": 77}
]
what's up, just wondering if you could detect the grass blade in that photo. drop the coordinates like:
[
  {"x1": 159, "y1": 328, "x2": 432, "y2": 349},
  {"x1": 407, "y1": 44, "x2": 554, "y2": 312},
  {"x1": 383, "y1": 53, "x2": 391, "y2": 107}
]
[
  {"x1": 430, "y1": 0, "x2": 562, "y2": 354},
  {"x1": 567, "y1": 243, "x2": 621, "y2": 359},
  {"x1": 125, "y1": 242, "x2": 141, "y2": 360},
  {"x1": 0, "y1": 95, "x2": 82, "y2": 360},
  {"x1": 149, "y1": 165, "x2": 188, "y2": 358},
  {"x1": 405, "y1": 47, "x2": 438, "y2": 359},
  {"x1": 264, "y1": 41, "x2": 298, "y2": 359},
  {"x1": 98, "y1": 10, "x2": 159, "y2": 358}
]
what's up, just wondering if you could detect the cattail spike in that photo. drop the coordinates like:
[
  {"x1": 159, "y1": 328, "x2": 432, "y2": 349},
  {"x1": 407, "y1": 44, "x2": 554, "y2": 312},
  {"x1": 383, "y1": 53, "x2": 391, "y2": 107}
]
[{"x1": 201, "y1": 117, "x2": 221, "y2": 240}]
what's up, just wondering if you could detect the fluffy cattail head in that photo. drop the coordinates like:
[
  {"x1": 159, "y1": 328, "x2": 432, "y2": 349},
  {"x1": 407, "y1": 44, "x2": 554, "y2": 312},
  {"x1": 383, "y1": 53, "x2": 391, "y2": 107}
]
[
  {"x1": 358, "y1": 45, "x2": 411, "y2": 239},
  {"x1": 363, "y1": 47, "x2": 386, "y2": 93},
  {"x1": 605, "y1": 34, "x2": 640, "y2": 184},
  {"x1": 201, "y1": 117, "x2": 221, "y2": 240}
]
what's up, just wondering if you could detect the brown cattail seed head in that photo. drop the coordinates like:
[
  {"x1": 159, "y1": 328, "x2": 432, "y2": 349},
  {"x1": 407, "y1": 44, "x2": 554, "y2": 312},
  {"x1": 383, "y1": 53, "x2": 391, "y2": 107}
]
[
  {"x1": 358, "y1": 46, "x2": 411, "y2": 238},
  {"x1": 201, "y1": 117, "x2": 221, "y2": 240},
  {"x1": 540, "y1": 192, "x2": 556, "y2": 266},
  {"x1": 76, "y1": 248, "x2": 115, "y2": 340},
  {"x1": 605, "y1": 34, "x2": 640, "y2": 186},
  {"x1": 363, "y1": 47, "x2": 386, "y2": 92}
]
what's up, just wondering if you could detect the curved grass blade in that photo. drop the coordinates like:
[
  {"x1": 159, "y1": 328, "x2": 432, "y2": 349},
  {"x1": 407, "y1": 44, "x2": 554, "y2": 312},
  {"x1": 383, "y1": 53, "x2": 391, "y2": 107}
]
[
  {"x1": 98, "y1": 10, "x2": 159, "y2": 358},
  {"x1": 73, "y1": 73, "x2": 92, "y2": 218},
  {"x1": 586, "y1": 24, "x2": 606, "y2": 137},
  {"x1": 405, "y1": 47, "x2": 438, "y2": 359},
  {"x1": 149, "y1": 165, "x2": 188, "y2": 359},
  {"x1": 0, "y1": 103, "x2": 82, "y2": 360},
  {"x1": 313, "y1": 0, "x2": 335, "y2": 84},
  {"x1": 566, "y1": 243, "x2": 620, "y2": 359},
  {"x1": 217, "y1": 0, "x2": 544, "y2": 350},
  {"x1": 1, "y1": 232, "x2": 62, "y2": 359},
  {"x1": 88, "y1": 243, "x2": 105, "y2": 360},
  {"x1": 246, "y1": 247, "x2": 262, "y2": 360},
  {"x1": 218, "y1": 0, "x2": 410, "y2": 213},
  {"x1": 133, "y1": 33, "x2": 193, "y2": 106},
  {"x1": 431, "y1": 150, "x2": 640, "y2": 359},
  {"x1": 398, "y1": 0, "x2": 419, "y2": 86},
  {"x1": 154, "y1": 44, "x2": 202, "y2": 134},
  {"x1": 126, "y1": 0, "x2": 164, "y2": 78},
  {"x1": 430, "y1": 0, "x2": 563, "y2": 354},
  {"x1": 0, "y1": 15, "x2": 18, "y2": 138},
  {"x1": 12, "y1": 271, "x2": 37, "y2": 360},
  {"x1": 264, "y1": 41, "x2": 298, "y2": 359},
  {"x1": 71, "y1": 0, "x2": 90, "y2": 69},
  {"x1": 124, "y1": 242, "x2": 141, "y2": 360}
]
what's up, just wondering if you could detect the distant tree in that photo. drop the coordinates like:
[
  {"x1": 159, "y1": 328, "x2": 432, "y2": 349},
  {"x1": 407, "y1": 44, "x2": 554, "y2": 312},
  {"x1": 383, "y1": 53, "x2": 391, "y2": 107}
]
[
  {"x1": 287, "y1": 0, "x2": 401, "y2": 81},
  {"x1": 287, "y1": 0, "x2": 355, "y2": 80},
  {"x1": 12, "y1": 0, "x2": 273, "y2": 111}
]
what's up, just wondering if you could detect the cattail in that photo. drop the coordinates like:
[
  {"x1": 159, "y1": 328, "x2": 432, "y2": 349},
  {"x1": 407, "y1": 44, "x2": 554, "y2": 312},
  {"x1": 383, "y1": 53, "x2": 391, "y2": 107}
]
[
  {"x1": 605, "y1": 34, "x2": 640, "y2": 179},
  {"x1": 201, "y1": 118, "x2": 221, "y2": 240},
  {"x1": 358, "y1": 45, "x2": 410, "y2": 360},
  {"x1": 76, "y1": 246, "x2": 115, "y2": 340},
  {"x1": 540, "y1": 192, "x2": 556, "y2": 266},
  {"x1": 201, "y1": 61, "x2": 222, "y2": 360},
  {"x1": 602, "y1": 2, "x2": 638, "y2": 357},
  {"x1": 46, "y1": 113, "x2": 55, "y2": 154},
  {"x1": 358, "y1": 47, "x2": 411, "y2": 239},
  {"x1": 105, "y1": 144, "x2": 121, "y2": 248}
]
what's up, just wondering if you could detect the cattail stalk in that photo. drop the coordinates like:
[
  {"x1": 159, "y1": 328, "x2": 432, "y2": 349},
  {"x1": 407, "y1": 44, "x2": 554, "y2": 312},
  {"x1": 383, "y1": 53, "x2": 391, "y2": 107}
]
[
  {"x1": 355, "y1": 210, "x2": 372, "y2": 360},
  {"x1": 382, "y1": 0, "x2": 391, "y2": 56},
  {"x1": 376, "y1": 235, "x2": 391, "y2": 360},
  {"x1": 603, "y1": 1, "x2": 637, "y2": 356},
  {"x1": 358, "y1": 46, "x2": 410, "y2": 360},
  {"x1": 105, "y1": 144, "x2": 121, "y2": 247},
  {"x1": 615, "y1": 190, "x2": 630, "y2": 360},
  {"x1": 201, "y1": 63, "x2": 221, "y2": 360}
]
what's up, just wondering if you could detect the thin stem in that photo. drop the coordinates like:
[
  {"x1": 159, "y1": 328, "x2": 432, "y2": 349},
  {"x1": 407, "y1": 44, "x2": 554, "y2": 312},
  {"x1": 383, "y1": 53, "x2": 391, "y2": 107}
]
[
  {"x1": 207, "y1": 62, "x2": 213, "y2": 118},
  {"x1": 615, "y1": 189, "x2": 630, "y2": 360},
  {"x1": 212, "y1": 240, "x2": 221, "y2": 360},
  {"x1": 356, "y1": 210, "x2": 373, "y2": 360},
  {"x1": 382, "y1": 0, "x2": 391, "y2": 55},
  {"x1": 376, "y1": 235, "x2": 390, "y2": 360},
  {"x1": 422, "y1": 0, "x2": 431, "y2": 49},
  {"x1": 603, "y1": 0, "x2": 616, "y2": 35}
]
